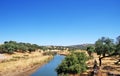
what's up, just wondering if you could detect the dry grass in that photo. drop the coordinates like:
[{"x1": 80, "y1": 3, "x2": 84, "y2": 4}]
[
  {"x1": 101, "y1": 57, "x2": 120, "y2": 74},
  {"x1": 0, "y1": 52, "x2": 52, "y2": 76},
  {"x1": 87, "y1": 53, "x2": 120, "y2": 75}
]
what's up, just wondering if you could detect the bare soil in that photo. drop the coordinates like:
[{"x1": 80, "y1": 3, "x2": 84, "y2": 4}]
[{"x1": 87, "y1": 53, "x2": 120, "y2": 75}]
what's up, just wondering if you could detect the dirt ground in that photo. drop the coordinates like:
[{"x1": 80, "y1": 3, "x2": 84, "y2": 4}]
[{"x1": 87, "y1": 53, "x2": 120, "y2": 75}]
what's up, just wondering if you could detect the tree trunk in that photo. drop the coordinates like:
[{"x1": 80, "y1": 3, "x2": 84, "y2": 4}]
[{"x1": 99, "y1": 57, "x2": 102, "y2": 66}]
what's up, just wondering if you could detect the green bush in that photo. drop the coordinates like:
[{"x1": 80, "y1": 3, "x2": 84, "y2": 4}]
[
  {"x1": 56, "y1": 52, "x2": 88, "y2": 75},
  {"x1": 58, "y1": 73, "x2": 69, "y2": 76}
]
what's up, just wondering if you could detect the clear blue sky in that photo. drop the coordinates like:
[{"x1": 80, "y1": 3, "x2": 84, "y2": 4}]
[{"x1": 0, "y1": 0, "x2": 120, "y2": 46}]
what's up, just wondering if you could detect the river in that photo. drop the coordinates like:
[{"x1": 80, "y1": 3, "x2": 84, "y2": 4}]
[{"x1": 31, "y1": 55, "x2": 65, "y2": 76}]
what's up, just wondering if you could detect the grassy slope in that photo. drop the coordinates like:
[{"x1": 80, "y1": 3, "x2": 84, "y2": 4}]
[{"x1": 0, "y1": 52, "x2": 52, "y2": 76}]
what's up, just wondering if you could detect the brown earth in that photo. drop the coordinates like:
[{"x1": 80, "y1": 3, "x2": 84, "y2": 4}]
[
  {"x1": 87, "y1": 53, "x2": 120, "y2": 75},
  {"x1": 69, "y1": 52, "x2": 120, "y2": 76}
]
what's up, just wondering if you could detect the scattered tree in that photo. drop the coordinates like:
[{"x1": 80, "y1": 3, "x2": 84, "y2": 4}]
[
  {"x1": 95, "y1": 37, "x2": 115, "y2": 66},
  {"x1": 87, "y1": 46, "x2": 95, "y2": 57}
]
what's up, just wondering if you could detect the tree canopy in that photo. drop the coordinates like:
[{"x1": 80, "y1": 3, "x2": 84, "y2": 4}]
[
  {"x1": 86, "y1": 46, "x2": 95, "y2": 57},
  {"x1": 0, "y1": 41, "x2": 68, "y2": 54},
  {"x1": 95, "y1": 37, "x2": 115, "y2": 57},
  {"x1": 116, "y1": 36, "x2": 120, "y2": 54},
  {"x1": 94, "y1": 36, "x2": 120, "y2": 66},
  {"x1": 0, "y1": 41, "x2": 40, "y2": 54}
]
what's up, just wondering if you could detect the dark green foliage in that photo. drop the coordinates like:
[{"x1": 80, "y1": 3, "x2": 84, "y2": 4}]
[
  {"x1": 0, "y1": 42, "x2": 16, "y2": 54},
  {"x1": 56, "y1": 52, "x2": 88, "y2": 75},
  {"x1": 86, "y1": 46, "x2": 95, "y2": 57},
  {"x1": 116, "y1": 45, "x2": 120, "y2": 55},
  {"x1": 58, "y1": 73, "x2": 69, "y2": 76},
  {"x1": 0, "y1": 41, "x2": 69, "y2": 54},
  {"x1": 0, "y1": 41, "x2": 41, "y2": 54},
  {"x1": 94, "y1": 36, "x2": 120, "y2": 66},
  {"x1": 116, "y1": 36, "x2": 120, "y2": 54},
  {"x1": 95, "y1": 37, "x2": 115, "y2": 57}
]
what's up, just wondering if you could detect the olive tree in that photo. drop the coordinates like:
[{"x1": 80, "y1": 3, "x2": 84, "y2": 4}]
[{"x1": 95, "y1": 37, "x2": 115, "y2": 66}]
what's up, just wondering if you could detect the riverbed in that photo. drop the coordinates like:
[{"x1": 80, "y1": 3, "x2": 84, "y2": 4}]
[{"x1": 31, "y1": 55, "x2": 65, "y2": 76}]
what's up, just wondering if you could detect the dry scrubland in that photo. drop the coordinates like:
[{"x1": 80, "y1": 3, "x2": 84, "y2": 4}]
[
  {"x1": 0, "y1": 52, "x2": 52, "y2": 76},
  {"x1": 71, "y1": 51, "x2": 120, "y2": 75},
  {"x1": 87, "y1": 53, "x2": 120, "y2": 76},
  {"x1": 0, "y1": 50, "x2": 120, "y2": 76},
  {"x1": 65, "y1": 50, "x2": 120, "y2": 76}
]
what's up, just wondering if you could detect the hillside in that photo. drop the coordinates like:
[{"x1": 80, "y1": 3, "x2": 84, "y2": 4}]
[{"x1": 66, "y1": 44, "x2": 94, "y2": 50}]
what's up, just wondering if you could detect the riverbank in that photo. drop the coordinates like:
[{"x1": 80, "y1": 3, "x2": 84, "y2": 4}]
[{"x1": 0, "y1": 52, "x2": 53, "y2": 76}]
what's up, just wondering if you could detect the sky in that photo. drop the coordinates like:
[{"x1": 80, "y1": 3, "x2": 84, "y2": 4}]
[{"x1": 0, "y1": 0, "x2": 120, "y2": 46}]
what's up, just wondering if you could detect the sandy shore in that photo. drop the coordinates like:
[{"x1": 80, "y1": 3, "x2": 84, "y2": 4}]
[{"x1": 0, "y1": 52, "x2": 53, "y2": 76}]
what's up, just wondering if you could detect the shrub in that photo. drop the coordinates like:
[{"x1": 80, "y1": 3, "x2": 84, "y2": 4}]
[{"x1": 56, "y1": 52, "x2": 88, "y2": 75}]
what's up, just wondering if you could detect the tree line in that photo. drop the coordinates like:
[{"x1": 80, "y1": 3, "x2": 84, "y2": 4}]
[
  {"x1": 0, "y1": 41, "x2": 40, "y2": 54},
  {"x1": 0, "y1": 41, "x2": 68, "y2": 54}
]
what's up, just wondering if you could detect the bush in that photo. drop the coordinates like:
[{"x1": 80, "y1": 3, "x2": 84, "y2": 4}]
[
  {"x1": 58, "y1": 73, "x2": 69, "y2": 76},
  {"x1": 56, "y1": 52, "x2": 88, "y2": 75}
]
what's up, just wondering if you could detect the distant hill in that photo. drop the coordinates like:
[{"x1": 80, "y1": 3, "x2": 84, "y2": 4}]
[{"x1": 66, "y1": 44, "x2": 94, "y2": 50}]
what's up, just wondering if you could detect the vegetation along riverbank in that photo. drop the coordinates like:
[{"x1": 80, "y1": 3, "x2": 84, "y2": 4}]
[{"x1": 0, "y1": 51, "x2": 53, "y2": 76}]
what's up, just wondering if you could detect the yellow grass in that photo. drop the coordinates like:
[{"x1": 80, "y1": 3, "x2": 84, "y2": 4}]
[
  {"x1": 0, "y1": 52, "x2": 52, "y2": 76},
  {"x1": 87, "y1": 53, "x2": 120, "y2": 75}
]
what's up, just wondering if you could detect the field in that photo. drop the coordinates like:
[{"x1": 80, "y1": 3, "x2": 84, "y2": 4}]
[
  {"x1": 87, "y1": 53, "x2": 120, "y2": 75},
  {"x1": 0, "y1": 52, "x2": 52, "y2": 76},
  {"x1": 0, "y1": 50, "x2": 120, "y2": 76}
]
